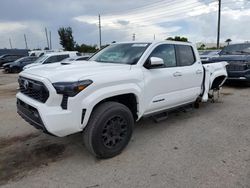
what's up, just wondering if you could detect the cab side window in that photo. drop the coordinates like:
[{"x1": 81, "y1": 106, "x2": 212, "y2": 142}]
[
  {"x1": 176, "y1": 45, "x2": 196, "y2": 66},
  {"x1": 149, "y1": 44, "x2": 176, "y2": 67},
  {"x1": 44, "y1": 56, "x2": 58, "y2": 64},
  {"x1": 57, "y1": 55, "x2": 70, "y2": 61}
]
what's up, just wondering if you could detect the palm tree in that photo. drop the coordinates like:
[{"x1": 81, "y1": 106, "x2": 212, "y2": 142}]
[{"x1": 225, "y1": 39, "x2": 232, "y2": 46}]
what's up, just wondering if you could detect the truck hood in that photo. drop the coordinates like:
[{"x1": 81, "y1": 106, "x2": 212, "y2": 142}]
[{"x1": 21, "y1": 61, "x2": 131, "y2": 83}]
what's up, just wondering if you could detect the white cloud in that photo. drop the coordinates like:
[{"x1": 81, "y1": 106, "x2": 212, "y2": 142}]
[
  {"x1": 0, "y1": 21, "x2": 50, "y2": 49},
  {"x1": 73, "y1": 0, "x2": 220, "y2": 42},
  {"x1": 0, "y1": 22, "x2": 27, "y2": 34},
  {"x1": 1, "y1": 0, "x2": 250, "y2": 48}
]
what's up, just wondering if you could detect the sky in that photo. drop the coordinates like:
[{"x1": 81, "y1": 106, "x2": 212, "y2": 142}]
[{"x1": 0, "y1": 0, "x2": 250, "y2": 49}]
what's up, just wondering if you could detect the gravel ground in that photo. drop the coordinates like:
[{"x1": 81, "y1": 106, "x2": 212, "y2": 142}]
[{"x1": 0, "y1": 71, "x2": 249, "y2": 188}]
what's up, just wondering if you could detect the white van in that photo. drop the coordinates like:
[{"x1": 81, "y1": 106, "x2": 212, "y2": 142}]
[{"x1": 24, "y1": 51, "x2": 79, "y2": 69}]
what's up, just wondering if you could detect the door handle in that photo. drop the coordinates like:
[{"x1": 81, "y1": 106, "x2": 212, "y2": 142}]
[
  {"x1": 173, "y1": 72, "x2": 182, "y2": 77},
  {"x1": 196, "y1": 70, "x2": 203, "y2": 74}
]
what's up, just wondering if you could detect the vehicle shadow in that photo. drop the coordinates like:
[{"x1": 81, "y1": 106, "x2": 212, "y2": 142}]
[{"x1": 224, "y1": 81, "x2": 250, "y2": 88}]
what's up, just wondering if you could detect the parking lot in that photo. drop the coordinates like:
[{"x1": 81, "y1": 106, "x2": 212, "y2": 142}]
[{"x1": 0, "y1": 71, "x2": 249, "y2": 188}]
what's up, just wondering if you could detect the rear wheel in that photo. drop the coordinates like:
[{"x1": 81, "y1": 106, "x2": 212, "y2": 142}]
[{"x1": 83, "y1": 102, "x2": 134, "y2": 159}]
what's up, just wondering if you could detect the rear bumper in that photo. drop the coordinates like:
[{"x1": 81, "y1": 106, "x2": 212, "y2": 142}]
[{"x1": 227, "y1": 70, "x2": 250, "y2": 82}]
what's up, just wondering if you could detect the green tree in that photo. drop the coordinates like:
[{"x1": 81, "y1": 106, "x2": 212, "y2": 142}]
[
  {"x1": 225, "y1": 38, "x2": 232, "y2": 46},
  {"x1": 166, "y1": 36, "x2": 188, "y2": 42},
  {"x1": 75, "y1": 43, "x2": 98, "y2": 53},
  {"x1": 58, "y1": 27, "x2": 76, "y2": 51},
  {"x1": 198, "y1": 43, "x2": 206, "y2": 50}
]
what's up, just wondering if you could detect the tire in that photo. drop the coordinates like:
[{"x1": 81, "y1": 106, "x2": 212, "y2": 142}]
[
  {"x1": 11, "y1": 67, "x2": 19, "y2": 73},
  {"x1": 83, "y1": 102, "x2": 134, "y2": 159}
]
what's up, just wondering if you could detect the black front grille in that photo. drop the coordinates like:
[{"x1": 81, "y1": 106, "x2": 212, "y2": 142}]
[
  {"x1": 17, "y1": 99, "x2": 44, "y2": 129},
  {"x1": 18, "y1": 77, "x2": 49, "y2": 103},
  {"x1": 227, "y1": 63, "x2": 247, "y2": 71}
]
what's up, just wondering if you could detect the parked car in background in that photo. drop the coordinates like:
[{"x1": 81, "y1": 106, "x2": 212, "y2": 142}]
[
  {"x1": 207, "y1": 43, "x2": 250, "y2": 82},
  {"x1": 199, "y1": 50, "x2": 220, "y2": 63},
  {"x1": 24, "y1": 51, "x2": 80, "y2": 69},
  {"x1": 3, "y1": 56, "x2": 38, "y2": 73},
  {"x1": 60, "y1": 55, "x2": 90, "y2": 63},
  {"x1": 0, "y1": 54, "x2": 24, "y2": 67},
  {"x1": 29, "y1": 50, "x2": 45, "y2": 57},
  {"x1": 28, "y1": 49, "x2": 66, "y2": 57}
]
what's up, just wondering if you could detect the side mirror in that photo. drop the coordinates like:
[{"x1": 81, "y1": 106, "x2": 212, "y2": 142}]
[{"x1": 145, "y1": 57, "x2": 164, "y2": 69}]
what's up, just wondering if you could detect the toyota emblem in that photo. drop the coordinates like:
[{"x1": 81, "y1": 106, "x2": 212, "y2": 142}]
[{"x1": 23, "y1": 80, "x2": 29, "y2": 90}]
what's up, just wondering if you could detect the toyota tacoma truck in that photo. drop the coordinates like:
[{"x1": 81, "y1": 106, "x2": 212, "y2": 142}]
[{"x1": 16, "y1": 41, "x2": 228, "y2": 158}]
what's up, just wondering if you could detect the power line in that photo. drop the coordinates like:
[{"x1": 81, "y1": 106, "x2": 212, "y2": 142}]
[
  {"x1": 107, "y1": 0, "x2": 215, "y2": 17},
  {"x1": 105, "y1": 0, "x2": 216, "y2": 19},
  {"x1": 101, "y1": 4, "x2": 218, "y2": 31},
  {"x1": 97, "y1": 1, "x2": 217, "y2": 26}
]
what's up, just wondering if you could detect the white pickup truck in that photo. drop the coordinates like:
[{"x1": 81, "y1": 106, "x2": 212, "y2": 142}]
[{"x1": 16, "y1": 41, "x2": 228, "y2": 158}]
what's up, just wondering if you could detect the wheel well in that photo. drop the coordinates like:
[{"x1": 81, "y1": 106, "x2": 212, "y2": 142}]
[
  {"x1": 94, "y1": 93, "x2": 138, "y2": 120},
  {"x1": 211, "y1": 76, "x2": 226, "y2": 90}
]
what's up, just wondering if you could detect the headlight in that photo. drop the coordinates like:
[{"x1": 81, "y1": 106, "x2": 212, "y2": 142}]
[{"x1": 53, "y1": 80, "x2": 93, "y2": 97}]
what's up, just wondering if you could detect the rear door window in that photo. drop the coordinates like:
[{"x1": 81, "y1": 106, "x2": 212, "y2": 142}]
[{"x1": 176, "y1": 45, "x2": 196, "y2": 66}]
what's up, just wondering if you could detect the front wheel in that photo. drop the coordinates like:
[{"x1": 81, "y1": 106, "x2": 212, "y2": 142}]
[
  {"x1": 83, "y1": 102, "x2": 134, "y2": 159},
  {"x1": 10, "y1": 67, "x2": 19, "y2": 73}
]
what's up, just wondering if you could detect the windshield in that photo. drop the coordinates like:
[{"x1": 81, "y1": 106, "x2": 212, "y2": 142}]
[
  {"x1": 220, "y1": 44, "x2": 250, "y2": 55},
  {"x1": 89, "y1": 43, "x2": 151, "y2": 64},
  {"x1": 33, "y1": 55, "x2": 48, "y2": 64}
]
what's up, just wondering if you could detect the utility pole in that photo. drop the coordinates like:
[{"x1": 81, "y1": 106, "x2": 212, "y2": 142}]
[
  {"x1": 45, "y1": 27, "x2": 49, "y2": 49},
  {"x1": 217, "y1": 0, "x2": 221, "y2": 49},
  {"x1": 98, "y1": 14, "x2": 102, "y2": 49},
  {"x1": 24, "y1": 34, "x2": 28, "y2": 49},
  {"x1": 132, "y1": 33, "x2": 136, "y2": 41},
  {"x1": 49, "y1": 31, "x2": 52, "y2": 50},
  {"x1": 9, "y1": 38, "x2": 13, "y2": 49},
  {"x1": 154, "y1": 34, "x2": 156, "y2": 40}
]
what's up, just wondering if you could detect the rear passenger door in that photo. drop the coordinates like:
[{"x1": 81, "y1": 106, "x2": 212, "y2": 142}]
[{"x1": 174, "y1": 45, "x2": 203, "y2": 104}]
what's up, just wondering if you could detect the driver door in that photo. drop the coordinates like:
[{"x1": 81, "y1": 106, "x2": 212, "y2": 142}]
[{"x1": 142, "y1": 44, "x2": 185, "y2": 115}]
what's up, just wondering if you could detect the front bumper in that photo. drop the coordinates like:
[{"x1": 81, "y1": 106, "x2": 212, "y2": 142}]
[
  {"x1": 227, "y1": 70, "x2": 250, "y2": 82},
  {"x1": 16, "y1": 73, "x2": 88, "y2": 137},
  {"x1": 17, "y1": 99, "x2": 53, "y2": 135},
  {"x1": 16, "y1": 92, "x2": 84, "y2": 137}
]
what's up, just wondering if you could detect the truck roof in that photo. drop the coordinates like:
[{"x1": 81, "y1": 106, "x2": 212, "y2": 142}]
[{"x1": 112, "y1": 40, "x2": 193, "y2": 46}]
